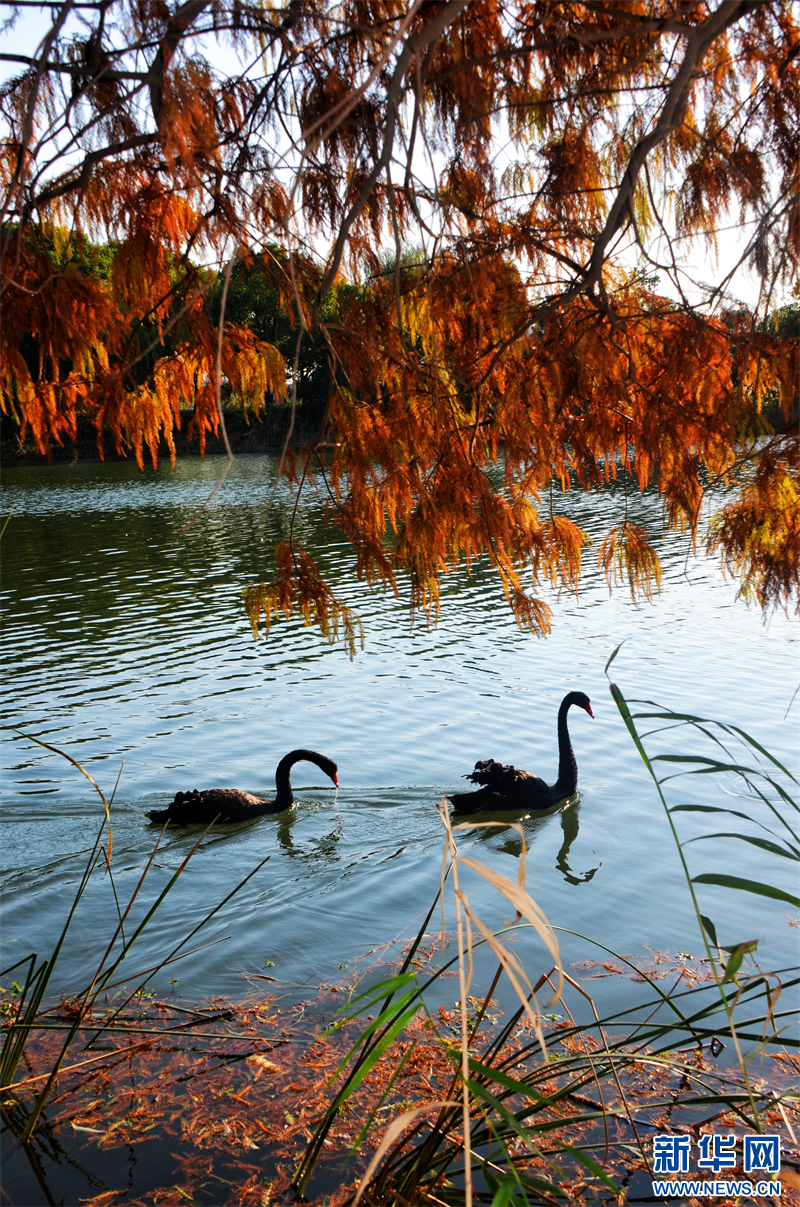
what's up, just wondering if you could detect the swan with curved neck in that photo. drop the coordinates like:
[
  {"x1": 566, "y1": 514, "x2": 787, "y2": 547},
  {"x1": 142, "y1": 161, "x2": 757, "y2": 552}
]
[
  {"x1": 448, "y1": 692, "x2": 593, "y2": 814},
  {"x1": 146, "y1": 749, "x2": 339, "y2": 825}
]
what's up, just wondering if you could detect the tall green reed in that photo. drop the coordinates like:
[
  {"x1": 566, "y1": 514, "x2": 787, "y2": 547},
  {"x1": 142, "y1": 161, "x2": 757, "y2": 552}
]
[
  {"x1": 295, "y1": 667, "x2": 798, "y2": 1205},
  {"x1": 606, "y1": 643, "x2": 799, "y2": 1134}
]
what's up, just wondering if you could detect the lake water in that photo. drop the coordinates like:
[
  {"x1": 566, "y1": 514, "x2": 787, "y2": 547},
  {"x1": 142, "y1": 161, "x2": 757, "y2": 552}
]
[{"x1": 2, "y1": 454, "x2": 797, "y2": 1018}]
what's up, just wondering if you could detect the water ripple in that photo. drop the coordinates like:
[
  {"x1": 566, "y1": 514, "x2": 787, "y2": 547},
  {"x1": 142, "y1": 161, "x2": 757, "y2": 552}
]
[{"x1": 2, "y1": 456, "x2": 797, "y2": 1003}]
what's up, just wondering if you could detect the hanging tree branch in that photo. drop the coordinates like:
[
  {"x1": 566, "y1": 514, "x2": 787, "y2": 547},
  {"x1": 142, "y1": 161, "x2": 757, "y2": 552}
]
[{"x1": 1, "y1": 0, "x2": 796, "y2": 642}]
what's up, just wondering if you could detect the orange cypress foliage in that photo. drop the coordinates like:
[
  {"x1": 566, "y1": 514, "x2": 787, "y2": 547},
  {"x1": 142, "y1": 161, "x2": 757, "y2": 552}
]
[
  {"x1": 707, "y1": 446, "x2": 800, "y2": 612},
  {"x1": 598, "y1": 522, "x2": 664, "y2": 603},
  {"x1": 1, "y1": 1, "x2": 797, "y2": 636},
  {"x1": 242, "y1": 542, "x2": 364, "y2": 659}
]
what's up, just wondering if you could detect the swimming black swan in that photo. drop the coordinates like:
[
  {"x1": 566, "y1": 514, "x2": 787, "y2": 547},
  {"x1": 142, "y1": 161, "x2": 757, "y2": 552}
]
[
  {"x1": 146, "y1": 749, "x2": 339, "y2": 825},
  {"x1": 448, "y1": 692, "x2": 593, "y2": 814}
]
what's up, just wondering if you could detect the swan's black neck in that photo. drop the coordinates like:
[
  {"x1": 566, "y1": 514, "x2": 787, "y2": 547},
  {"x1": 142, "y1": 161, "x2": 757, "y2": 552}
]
[
  {"x1": 553, "y1": 697, "x2": 578, "y2": 798},
  {"x1": 274, "y1": 749, "x2": 333, "y2": 807}
]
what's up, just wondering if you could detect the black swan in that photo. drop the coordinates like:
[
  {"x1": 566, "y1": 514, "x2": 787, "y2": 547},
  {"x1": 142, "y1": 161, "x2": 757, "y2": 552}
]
[
  {"x1": 448, "y1": 691, "x2": 593, "y2": 814},
  {"x1": 146, "y1": 749, "x2": 338, "y2": 825}
]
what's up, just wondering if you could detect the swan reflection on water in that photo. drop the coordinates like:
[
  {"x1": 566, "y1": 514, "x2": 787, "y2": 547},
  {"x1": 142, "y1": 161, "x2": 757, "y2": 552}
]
[
  {"x1": 556, "y1": 800, "x2": 599, "y2": 885},
  {"x1": 455, "y1": 796, "x2": 599, "y2": 886},
  {"x1": 272, "y1": 806, "x2": 344, "y2": 858}
]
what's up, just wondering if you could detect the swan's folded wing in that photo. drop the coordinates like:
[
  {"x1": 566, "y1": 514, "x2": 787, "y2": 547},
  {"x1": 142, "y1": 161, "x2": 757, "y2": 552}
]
[
  {"x1": 449, "y1": 783, "x2": 509, "y2": 811},
  {"x1": 466, "y1": 760, "x2": 529, "y2": 788},
  {"x1": 194, "y1": 789, "x2": 269, "y2": 810},
  {"x1": 147, "y1": 788, "x2": 272, "y2": 825}
]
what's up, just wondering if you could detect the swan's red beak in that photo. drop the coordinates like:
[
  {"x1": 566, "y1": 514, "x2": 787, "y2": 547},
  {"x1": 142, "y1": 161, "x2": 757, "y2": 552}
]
[
  {"x1": 331, "y1": 773, "x2": 339, "y2": 787},
  {"x1": 586, "y1": 703, "x2": 594, "y2": 717}
]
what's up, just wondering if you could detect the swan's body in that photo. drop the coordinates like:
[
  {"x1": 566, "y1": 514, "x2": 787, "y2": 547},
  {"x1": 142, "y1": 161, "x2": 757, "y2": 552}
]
[
  {"x1": 448, "y1": 692, "x2": 593, "y2": 814},
  {"x1": 146, "y1": 749, "x2": 338, "y2": 825}
]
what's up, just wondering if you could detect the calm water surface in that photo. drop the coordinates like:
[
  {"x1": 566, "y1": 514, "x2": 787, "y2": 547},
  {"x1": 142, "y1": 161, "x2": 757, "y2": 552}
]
[{"x1": 2, "y1": 456, "x2": 798, "y2": 1016}]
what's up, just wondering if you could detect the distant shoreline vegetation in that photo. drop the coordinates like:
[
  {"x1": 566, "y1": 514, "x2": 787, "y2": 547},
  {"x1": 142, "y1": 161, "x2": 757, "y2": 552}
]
[
  {"x1": 3, "y1": 229, "x2": 795, "y2": 471},
  {"x1": 1, "y1": 405, "x2": 304, "y2": 466}
]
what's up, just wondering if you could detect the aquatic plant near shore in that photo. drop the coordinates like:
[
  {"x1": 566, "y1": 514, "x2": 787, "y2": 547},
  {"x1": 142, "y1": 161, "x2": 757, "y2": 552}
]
[
  {"x1": 291, "y1": 673, "x2": 799, "y2": 1204},
  {"x1": 4, "y1": 944, "x2": 795, "y2": 1205},
  {"x1": 0, "y1": 735, "x2": 270, "y2": 1144}
]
